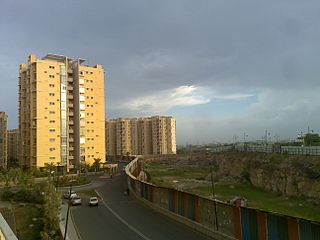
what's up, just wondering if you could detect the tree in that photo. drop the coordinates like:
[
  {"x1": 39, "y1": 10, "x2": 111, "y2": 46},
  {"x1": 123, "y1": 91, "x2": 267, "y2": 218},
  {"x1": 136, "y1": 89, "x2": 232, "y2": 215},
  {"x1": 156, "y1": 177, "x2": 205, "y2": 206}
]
[
  {"x1": 92, "y1": 158, "x2": 101, "y2": 172},
  {"x1": 41, "y1": 182, "x2": 61, "y2": 239},
  {"x1": 45, "y1": 163, "x2": 56, "y2": 180},
  {"x1": 80, "y1": 162, "x2": 90, "y2": 175},
  {"x1": 304, "y1": 133, "x2": 320, "y2": 146}
]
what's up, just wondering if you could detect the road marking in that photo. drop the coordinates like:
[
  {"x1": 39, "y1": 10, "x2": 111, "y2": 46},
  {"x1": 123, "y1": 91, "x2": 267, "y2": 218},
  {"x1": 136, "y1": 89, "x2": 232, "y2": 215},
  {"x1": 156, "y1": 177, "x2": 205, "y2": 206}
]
[{"x1": 95, "y1": 190, "x2": 151, "y2": 240}]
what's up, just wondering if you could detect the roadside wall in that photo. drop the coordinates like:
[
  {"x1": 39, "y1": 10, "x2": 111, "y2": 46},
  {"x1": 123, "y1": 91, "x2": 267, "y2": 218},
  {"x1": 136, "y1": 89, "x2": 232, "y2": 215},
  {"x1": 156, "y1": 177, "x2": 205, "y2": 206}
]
[
  {"x1": 126, "y1": 157, "x2": 320, "y2": 240},
  {"x1": 0, "y1": 214, "x2": 17, "y2": 240}
]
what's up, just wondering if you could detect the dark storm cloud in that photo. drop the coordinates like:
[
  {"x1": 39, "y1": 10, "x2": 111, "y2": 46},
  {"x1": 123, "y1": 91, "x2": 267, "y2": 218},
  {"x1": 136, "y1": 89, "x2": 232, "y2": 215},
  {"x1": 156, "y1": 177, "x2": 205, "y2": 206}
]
[{"x1": 1, "y1": 0, "x2": 320, "y2": 142}]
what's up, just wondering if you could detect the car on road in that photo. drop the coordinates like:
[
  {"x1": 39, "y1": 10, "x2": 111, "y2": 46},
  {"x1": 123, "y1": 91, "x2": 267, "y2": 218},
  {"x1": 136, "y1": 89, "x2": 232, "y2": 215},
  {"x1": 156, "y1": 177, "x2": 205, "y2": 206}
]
[
  {"x1": 71, "y1": 196, "x2": 82, "y2": 206},
  {"x1": 89, "y1": 197, "x2": 99, "y2": 206},
  {"x1": 63, "y1": 190, "x2": 76, "y2": 199}
]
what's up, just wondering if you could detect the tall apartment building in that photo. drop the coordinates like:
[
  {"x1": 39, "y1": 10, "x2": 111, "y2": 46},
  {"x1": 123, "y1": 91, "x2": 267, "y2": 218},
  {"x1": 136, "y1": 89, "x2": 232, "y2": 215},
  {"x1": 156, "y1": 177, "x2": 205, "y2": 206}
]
[
  {"x1": 7, "y1": 129, "x2": 19, "y2": 166},
  {"x1": 106, "y1": 116, "x2": 176, "y2": 156},
  {"x1": 19, "y1": 54, "x2": 105, "y2": 171},
  {"x1": 0, "y1": 112, "x2": 8, "y2": 168}
]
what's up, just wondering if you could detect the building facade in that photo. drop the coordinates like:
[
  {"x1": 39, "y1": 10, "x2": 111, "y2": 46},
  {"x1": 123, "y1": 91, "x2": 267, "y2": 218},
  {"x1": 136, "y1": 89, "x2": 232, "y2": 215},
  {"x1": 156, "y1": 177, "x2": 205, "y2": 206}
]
[
  {"x1": 19, "y1": 54, "x2": 105, "y2": 171},
  {"x1": 106, "y1": 116, "x2": 176, "y2": 156},
  {"x1": 7, "y1": 129, "x2": 19, "y2": 167},
  {"x1": 0, "y1": 112, "x2": 8, "y2": 168}
]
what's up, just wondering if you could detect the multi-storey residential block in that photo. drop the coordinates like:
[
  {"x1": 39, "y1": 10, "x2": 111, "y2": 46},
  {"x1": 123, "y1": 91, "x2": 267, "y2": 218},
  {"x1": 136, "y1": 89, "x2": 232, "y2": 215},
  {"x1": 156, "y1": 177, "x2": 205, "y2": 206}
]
[
  {"x1": 7, "y1": 129, "x2": 19, "y2": 167},
  {"x1": 105, "y1": 116, "x2": 176, "y2": 156},
  {"x1": 0, "y1": 112, "x2": 8, "y2": 168},
  {"x1": 106, "y1": 120, "x2": 117, "y2": 156},
  {"x1": 19, "y1": 54, "x2": 105, "y2": 171}
]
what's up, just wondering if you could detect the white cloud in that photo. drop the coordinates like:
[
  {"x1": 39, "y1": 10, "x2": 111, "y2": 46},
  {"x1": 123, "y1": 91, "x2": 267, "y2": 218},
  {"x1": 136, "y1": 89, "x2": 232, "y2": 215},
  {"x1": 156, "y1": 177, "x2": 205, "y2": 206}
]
[
  {"x1": 123, "y1": 85, "x2": 210, "y2": 113},
  {"x1": 213, "y1": 93, "x2": 254, "y2": 101}
]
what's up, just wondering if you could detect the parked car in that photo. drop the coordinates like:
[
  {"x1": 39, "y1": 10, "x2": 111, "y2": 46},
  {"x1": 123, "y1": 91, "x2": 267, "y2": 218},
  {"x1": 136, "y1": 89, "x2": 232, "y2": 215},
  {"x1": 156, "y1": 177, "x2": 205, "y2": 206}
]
[
  {"x1": 71, "y1": 196, "x2": 82, "y2": 206},
  {"x1": 89, "y1": 197, "x2": 99, "y2": 206},
  {"x1": 63, "y1": 190, "x2": 76, "y2": 199}
]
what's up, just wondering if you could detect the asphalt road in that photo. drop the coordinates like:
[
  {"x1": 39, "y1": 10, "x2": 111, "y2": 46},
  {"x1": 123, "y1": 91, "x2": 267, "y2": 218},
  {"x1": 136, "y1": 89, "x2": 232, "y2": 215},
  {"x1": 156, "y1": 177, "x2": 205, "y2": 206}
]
[{"x1": 72, "y1": 173, "x2": 211, "y2": 240}]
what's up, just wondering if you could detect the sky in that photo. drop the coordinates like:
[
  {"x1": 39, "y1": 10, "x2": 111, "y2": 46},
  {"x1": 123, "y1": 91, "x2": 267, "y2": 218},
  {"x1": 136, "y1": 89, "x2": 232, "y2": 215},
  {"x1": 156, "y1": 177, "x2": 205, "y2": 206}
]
[{"x1": 1, "y1": 0, "x2": 320, "y2": 145}]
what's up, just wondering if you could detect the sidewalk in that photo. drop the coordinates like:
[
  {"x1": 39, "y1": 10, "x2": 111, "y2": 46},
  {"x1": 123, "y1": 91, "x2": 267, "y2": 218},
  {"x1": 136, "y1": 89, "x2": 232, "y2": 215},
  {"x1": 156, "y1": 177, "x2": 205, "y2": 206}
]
[{"x1": 59, "y1": 202, "x2": 81, "y2": 240}]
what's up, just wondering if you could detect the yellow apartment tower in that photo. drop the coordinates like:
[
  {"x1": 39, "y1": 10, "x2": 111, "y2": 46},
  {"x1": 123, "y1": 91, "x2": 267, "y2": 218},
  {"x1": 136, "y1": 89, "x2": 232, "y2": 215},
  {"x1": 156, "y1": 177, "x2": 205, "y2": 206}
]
[
  {"x1": 7, "y1": 129, "x2": 19, "y2": 167},
  {"x1": 0, "y1": 112, "x2": 8, "y2": 168},
  {"x1": 106, "y1": 116, "x2": 176, "y2": 156},
  {"x1": 19, "y1": 54, "x2": 105, "y2": 171}
]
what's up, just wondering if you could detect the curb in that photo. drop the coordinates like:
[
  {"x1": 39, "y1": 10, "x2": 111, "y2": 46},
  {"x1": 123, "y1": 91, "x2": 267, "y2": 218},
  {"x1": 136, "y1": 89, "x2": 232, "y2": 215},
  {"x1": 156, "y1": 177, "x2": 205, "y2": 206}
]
[
  {"x1": 58, "y1": 183, "x2": 92, "y2": 190},
  {"x1": 70, "y1": 209, "x2": 83, "y2": 240}
]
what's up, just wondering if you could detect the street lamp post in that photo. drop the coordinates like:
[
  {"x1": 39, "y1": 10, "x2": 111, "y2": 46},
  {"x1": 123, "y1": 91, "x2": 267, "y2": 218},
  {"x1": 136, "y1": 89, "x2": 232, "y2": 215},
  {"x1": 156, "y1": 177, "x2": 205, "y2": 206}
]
[
  {"x1": 64, "y1": 179, "x2": 76, "y2": 240},
  {"x1": 209, "y1": 162, "x2": 219, "y2": 231}
]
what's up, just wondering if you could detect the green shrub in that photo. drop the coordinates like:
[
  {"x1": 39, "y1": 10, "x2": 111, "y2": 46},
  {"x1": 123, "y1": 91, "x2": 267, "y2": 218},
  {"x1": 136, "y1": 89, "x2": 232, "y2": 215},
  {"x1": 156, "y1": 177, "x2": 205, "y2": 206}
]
[{"x1": 2, "y1": 187, "x2": 13, "y2": 201}]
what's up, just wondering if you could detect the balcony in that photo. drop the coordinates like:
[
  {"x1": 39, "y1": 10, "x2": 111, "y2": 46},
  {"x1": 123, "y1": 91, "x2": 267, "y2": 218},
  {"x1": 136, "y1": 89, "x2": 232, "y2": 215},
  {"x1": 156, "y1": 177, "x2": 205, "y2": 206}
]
[
  {"x1": 68, "y1": 94, "x2": 73, "y2": 99},
  {"x1": 68, "y1": 86, "x2": 73, "y2": 91},
  {"x1": 68, "y1": 103, "x2": 73, "y2": 108},
  {"x1": 69, "y1": 146, "x2": 74, "y2": 151},
  {"x1": 69, "y1": 121, "x2": 74, "y2": 125},
  {"x1": 68, "y1": 128, "x2": 74, "y2": 133},
  {"x1": 67, "y1": 78, "x2": 73, "y2": 83},
  {"x1": 69, "y1": 138, "x2": 74, "y2": 142},
  {"x1": 68, "y1": 155, "x2": 74, "y2": 160},
  {"x1": 68, "y1": 112, "x2": 74, "y2": 116}
]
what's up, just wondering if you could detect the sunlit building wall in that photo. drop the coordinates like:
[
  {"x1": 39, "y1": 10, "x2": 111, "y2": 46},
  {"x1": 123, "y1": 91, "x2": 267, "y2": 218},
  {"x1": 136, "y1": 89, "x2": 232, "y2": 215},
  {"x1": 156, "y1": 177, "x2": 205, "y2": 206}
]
[
  {"x1": 106, "y1": 116, "x2": 176, "y2": 156},
  {"x1": 19, "y1": 54, "x2": 105, "y2": 171}
]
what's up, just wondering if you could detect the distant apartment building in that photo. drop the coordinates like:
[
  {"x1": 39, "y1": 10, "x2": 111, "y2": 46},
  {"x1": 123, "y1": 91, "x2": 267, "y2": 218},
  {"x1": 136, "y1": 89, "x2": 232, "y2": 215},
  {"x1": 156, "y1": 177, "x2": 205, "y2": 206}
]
[
  {"x1": 0, "y1": 112, "x2": 8, "y2": 168},
  {"x1": 19, "y1": 54, "x2": 105, "y2": 171},
  {"x1": 106, "y1": 116, "x2": 176, "y2": 156},
  {"x1": 7, "y1": 129, "x2": 19, "y2": 166}
]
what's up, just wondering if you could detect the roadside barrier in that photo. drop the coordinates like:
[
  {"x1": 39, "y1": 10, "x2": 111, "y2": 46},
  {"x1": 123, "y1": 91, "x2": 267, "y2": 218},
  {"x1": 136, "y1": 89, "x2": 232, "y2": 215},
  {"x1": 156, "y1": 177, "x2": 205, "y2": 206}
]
[{"x1": 125, "y1": 157, "x2": 320, "y2": 240}]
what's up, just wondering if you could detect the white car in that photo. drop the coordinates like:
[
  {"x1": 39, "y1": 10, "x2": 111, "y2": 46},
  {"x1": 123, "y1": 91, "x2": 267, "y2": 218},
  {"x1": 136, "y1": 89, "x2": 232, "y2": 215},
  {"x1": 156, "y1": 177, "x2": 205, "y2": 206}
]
[
  {"x1": 63, "y1": 190, "x2": 76, "y2": 199},
  {"x1": 71, "y1": 196, "x2": 82, "y2": 206},
  {"x1": 89, "y1": 197, "x2": 99, "y2": 206}
]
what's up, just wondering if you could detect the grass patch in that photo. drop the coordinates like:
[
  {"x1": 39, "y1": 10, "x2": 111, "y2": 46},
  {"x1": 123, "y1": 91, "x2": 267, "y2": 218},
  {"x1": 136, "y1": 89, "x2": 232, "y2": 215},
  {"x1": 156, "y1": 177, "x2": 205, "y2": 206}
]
[
  {"x1": 192, "y1": 183, "x2": 320, "y2": 222},
  {"x1": 146, "y1": 161, "x2": 320, "y2": 222},
  {"x1": 79, "y1": 190, "x2": 100, "y2": 199},
  {"x1": 13, "y1": 203, "x2": 43, "y2": 240}
]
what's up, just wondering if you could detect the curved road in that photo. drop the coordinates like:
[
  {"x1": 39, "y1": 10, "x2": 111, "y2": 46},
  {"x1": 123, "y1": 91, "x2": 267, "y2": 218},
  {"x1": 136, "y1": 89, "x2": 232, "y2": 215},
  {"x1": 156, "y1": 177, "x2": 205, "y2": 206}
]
[{"x1": 72, "y1": 173, "x2": 211, "y2": 240}]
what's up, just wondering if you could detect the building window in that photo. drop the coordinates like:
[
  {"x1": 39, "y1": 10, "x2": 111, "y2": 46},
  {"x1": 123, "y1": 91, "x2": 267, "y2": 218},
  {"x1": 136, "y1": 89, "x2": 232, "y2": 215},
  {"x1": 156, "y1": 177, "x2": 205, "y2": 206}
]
[
  {"x1": 49, "y1": 74, "x2": 55, "y2": 78},
  {"x1": 49, "y1": 66, "x2": 55, "y2": 69},
  {"x1": 49, "y1": 111, "x2": 55, "y2": 114},
  {"x1": 49, "y1": 157, "x2": 55, "y2": 160},
  {"x1": 49, "y1": 129, "x2": 55, "y2": 132},
  {"x1": 49, "y1": 138, "x2": 55, "y2": 142},
  {"x1": 49, "y1": 148, "x2": 55, "y2": 151},
  {"x1": 49, "y1": 120, "x2": 55, "y2": 123},
  {"x1": 49, "y1": 84, "x2": 55, "y2": 87},
  {"x1": 49, "y1": 102, "x2": 55, "y2": 105},
  {"x1": 49, "y1": 93, "x2": 55, "y2": 96},
  {"x1": 79, "y1": 71, "x2": 84, "y2": 76}
]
